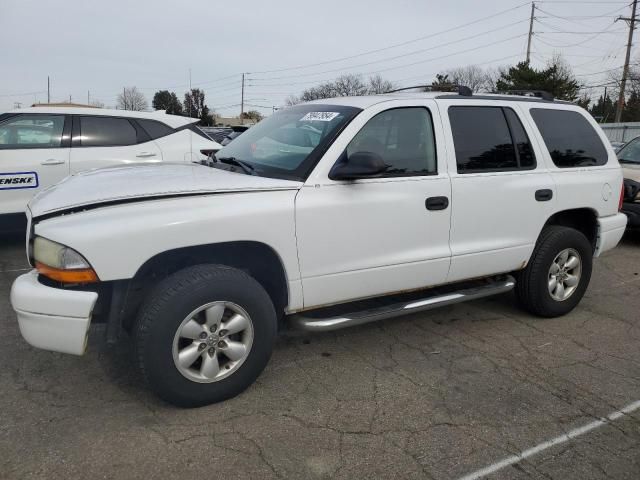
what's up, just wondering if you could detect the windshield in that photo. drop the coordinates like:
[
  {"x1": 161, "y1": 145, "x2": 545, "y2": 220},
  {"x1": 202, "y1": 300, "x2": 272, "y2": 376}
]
[
  {"x1": 215, "y1": 104, "x2": 361, "y2": 180},
  {"x1": 617, "y1": 137, "x2": 640, "y2": 164}
]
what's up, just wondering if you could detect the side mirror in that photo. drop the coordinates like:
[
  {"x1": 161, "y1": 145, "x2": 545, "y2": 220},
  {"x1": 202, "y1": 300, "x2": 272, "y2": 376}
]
[{"x1": 329, "y1": 151, "x2": 387, "y2": 180}]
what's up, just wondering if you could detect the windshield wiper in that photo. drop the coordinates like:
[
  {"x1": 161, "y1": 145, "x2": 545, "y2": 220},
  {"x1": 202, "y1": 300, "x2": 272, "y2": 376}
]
[{"x1": 216, "y1": 156, "x2": 255, "y2": 175}]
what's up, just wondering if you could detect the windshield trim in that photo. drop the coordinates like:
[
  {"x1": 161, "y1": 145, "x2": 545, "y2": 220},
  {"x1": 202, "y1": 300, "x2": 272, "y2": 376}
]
[{"x1": 215, "y1": 104, "x2": 363, "y2": 182}]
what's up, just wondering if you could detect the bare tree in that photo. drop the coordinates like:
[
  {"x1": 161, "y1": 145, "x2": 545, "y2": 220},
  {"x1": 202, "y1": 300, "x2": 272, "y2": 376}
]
[
  {"x1": 89, "y1": 99, "x2": 105, "y2": 108},
  {"x1": 367, "y1": 75, "x2": 396, "y2": 94},
  {"x1": 296, "y1": 74, "x2": 396, "y2": 102},
  {"x1": 441, "y1": 65, "x2": 492, "y2": 92},
  {"x1": 284, "y1": 95, "x2": 301, "y2": 106},
  {"x1": 332, "y1": 74, "x2": 368, "y2": 96},
  {"x1": 117, "y1": 87, "x2": 148, "y2": 111}
]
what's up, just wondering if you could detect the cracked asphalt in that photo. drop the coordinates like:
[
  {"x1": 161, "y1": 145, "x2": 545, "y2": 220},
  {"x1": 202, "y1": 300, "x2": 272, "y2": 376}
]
[{"x1": 1, "y1": 232, "x2": 639, "y2": 479}]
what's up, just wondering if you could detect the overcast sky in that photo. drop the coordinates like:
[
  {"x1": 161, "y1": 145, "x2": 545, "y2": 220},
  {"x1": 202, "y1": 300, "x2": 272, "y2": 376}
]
[{"x1": 0, "y1": 0, "x2": 632, "y2": 115}]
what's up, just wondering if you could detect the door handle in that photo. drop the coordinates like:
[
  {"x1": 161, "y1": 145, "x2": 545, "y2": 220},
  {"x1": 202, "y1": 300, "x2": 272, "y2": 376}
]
[
  {"x1": 136, "y1": 152, "x2": 157, "y2": 158},
  {"x1": 425, "y1": 196, "x2": 449, "y2": 211},
  {"x1": 535, "y1": 189, "x2": 553, "y2": 202},
  {"x1": 41, "y1": 158, "x2": 64, "y2": 166}
]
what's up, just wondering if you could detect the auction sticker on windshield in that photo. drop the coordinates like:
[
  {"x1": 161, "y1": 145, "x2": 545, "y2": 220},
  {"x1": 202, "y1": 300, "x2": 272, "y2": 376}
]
[
  {"x1": 0, "y1": 172, "x2": 39, "y2": 190},
  {"x1": 300, "y1": 112, "x2": 340, "y2": 122}
]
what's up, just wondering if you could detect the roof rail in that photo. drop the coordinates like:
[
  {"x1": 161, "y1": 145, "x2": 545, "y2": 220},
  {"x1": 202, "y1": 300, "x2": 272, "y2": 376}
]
[
  {"x1": 386, "y1": 84, "x2": 473, "y2": 97},
  {"x1": 496, "y1": 90, "x2": 554, "y2": 101}
]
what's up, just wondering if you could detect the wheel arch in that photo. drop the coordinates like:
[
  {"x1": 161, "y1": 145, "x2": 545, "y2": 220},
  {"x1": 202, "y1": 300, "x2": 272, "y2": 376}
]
[
  {"x1": 121, "y1": 241, "x2": 290, "y2": 330},
  {"x1": 541, "y1": 208, "x2": 599, "y2": 252}
]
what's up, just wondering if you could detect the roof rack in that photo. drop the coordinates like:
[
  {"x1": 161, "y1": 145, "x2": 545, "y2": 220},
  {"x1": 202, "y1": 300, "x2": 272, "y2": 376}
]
[
  {"x1": 386, "y1": 84, "x2": 473, "y2": 97},
  {"x1": 496, "y1": 90, "x2": 554, "y2": 101}
]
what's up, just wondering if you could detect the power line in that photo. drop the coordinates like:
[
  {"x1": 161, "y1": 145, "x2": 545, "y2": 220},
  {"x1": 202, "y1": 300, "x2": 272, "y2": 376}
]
[
  {"x1": 574, "y1": 65, "x2": 630, "y2": 76},
  {"x1": 0, "y1": 90, "x2": 47, "y2": 97},
  {"x1": 250, "y1": 19, "x2": 529, "y2": 83},
  {"x1": 248, "y1": 1, "x2": 531, "y2": 75},
  {"x1": 537, "y1": 1, "x2": 631, "y2": 4},
  {"x1": 247, "y1": 33, "x2": 527, "y2": 89}
]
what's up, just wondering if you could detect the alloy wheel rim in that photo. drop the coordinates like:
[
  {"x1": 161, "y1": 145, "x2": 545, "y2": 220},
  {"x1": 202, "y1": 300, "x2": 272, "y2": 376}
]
[
  {"x1": 548, "y1": 248, "x2": 582, "y2": 302},
  {"x1": 172, "y1": 301, "x2": 254, "y2": 383}
]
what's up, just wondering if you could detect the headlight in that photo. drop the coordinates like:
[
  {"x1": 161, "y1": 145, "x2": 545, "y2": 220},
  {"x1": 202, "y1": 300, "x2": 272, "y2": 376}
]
[{"x1": 33, "y1": 237, "x2": 99, "y2": 283}]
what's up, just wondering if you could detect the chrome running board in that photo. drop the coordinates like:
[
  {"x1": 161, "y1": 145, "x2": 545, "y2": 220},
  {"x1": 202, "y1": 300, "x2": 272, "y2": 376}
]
[{"x1": 289, "y1": 275, "x2": 515, "y2": 332}]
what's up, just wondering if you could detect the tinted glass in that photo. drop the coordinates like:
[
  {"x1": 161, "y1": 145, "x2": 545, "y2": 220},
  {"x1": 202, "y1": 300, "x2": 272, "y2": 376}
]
[
  {"x1": 617, "y1": 137, "x2": 640, "y2": 165},
  {"x1": 80, "y1": 116, "x2": 137, "y2": 146},
  {"x1": 137, "y1": 119, "x2": 173, "y2": 139},
  {"x1": 216, "y1": 104, "x2": 360, "y2": 180},
  {"x1": 449, "y1": 106, "x2": 518, "y2": 172},
  {"x1": 346, "y1": 107, "x2": 437, "y2": 176},
  {"x1": 530, "y1": 109, "x2": 607, "y2": 167},
  {"x1": 0, "y1": 114, "x2": 65, "y2": 148},
  {"x1": 504, "y1": 108, "x2": 536, "y2": 168}
]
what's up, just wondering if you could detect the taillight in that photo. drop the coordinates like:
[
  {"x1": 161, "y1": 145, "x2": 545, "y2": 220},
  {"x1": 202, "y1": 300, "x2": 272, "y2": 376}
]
[{"x1": 619, "y1": 183, "x2": 625, "y2": 211}]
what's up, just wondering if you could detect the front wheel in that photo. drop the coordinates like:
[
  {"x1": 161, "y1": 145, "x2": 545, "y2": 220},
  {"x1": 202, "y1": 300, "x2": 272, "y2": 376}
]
[
  {"x1": 135, "y1": 264, "x2": 277, "y2": 407},
  {"x1": 515, "y1": 226, "x2": 593, "y2": 317}
]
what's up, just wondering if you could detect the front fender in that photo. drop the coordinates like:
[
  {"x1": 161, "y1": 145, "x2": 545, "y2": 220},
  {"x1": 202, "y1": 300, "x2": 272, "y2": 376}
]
[{"x1": 33, "y1": 191, "x2": 300, "y2": 285}]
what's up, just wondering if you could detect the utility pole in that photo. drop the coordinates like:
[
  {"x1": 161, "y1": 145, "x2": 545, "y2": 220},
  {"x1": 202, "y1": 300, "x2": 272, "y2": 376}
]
[
  {"x1": 47, "y1": 76, "x2": 50, "y2": 103},
  {"x1": 188, "y1": 68, "x2": 192, "y2": 118},
  {"x1": 526, "y1": 2, "x2": 535, "y2": 63},
  {"x1": 87, "y1": 90, "x2": 90, "y2": 105},
  {"x1": 615, "y1": 0, "x2": 638, "y2": 123},
  {"x1": 240, "y1": 73, "x2": 246, "y2": 125}
]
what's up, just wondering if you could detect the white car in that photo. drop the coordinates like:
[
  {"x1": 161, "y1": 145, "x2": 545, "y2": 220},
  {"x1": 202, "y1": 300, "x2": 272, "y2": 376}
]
[
  {"x1": 10, "y1": 89, "x2": 627, "y2": 407},
  {"x1": 0, "y1": 107, "x2": 221, "y2": 229}
]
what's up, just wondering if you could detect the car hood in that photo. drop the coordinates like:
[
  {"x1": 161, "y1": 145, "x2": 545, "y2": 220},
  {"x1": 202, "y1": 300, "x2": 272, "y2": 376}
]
[
  {"x1": 622, "y1": 163, "x2": 640, "y2": 183},
  {"x1": 29, "y1": 163, "x2": 302, "y2": 217}
]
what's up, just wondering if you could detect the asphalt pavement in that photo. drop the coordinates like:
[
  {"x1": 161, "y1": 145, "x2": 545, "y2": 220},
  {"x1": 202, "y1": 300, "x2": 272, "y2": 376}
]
[{"x1": 1, "y1": 232, "x2": 639, "y2": 479}]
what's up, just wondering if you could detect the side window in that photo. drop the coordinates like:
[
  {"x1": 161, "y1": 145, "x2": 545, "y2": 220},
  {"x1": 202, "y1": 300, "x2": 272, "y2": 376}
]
[
  {"x1": 136, "y1": 119, "x2": 173, "y2": 139},
  {"x1": 0, "y1": 114, "x2": 65, "y2": 148},
  {"x1": 449, "y1": 106, "x2": 536, "y2": 173},
  {"x1": 346, "y1": 107, "x2": 437, "y2": 176},
  {"x1": 504, "y1": 108, "x2": 535, "y2": 168},
  {"x1": 79, "y1": 116, "x2": 137, "y2": 147},
  {"x1": 530, "y1": 109, "x2": 607, "y2": 167}
]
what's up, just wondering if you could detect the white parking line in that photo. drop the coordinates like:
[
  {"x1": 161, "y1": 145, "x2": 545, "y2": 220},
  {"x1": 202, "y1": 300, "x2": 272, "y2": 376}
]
[
  {"x1": 0, "y1": 267, "x2": 30, "y2": 273},
  {"x1": 457, "y1": 399, "x2": 640, "y2": 480}
]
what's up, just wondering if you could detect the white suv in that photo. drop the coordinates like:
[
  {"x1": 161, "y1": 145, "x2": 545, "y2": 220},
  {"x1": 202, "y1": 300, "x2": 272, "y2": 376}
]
[
  {"x1": 10, "y1": 89, "x2": 627, "y2": 407},
  {"x1": 0, "y1": 107, "x2": 221, "y2": 229}
]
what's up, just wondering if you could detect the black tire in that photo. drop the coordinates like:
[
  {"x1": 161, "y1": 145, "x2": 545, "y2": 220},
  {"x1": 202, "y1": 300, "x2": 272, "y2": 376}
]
[
  {"x1": 135, "y1": 264, "x2": 277, "y2": 407},
  {"x1": 515, "y1": 226, "x2": 593, "y2": 317}
]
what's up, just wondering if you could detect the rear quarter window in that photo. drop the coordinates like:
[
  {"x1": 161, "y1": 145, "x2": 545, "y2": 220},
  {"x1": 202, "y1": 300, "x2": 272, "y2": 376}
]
[
  {"x1": 136, "y1": 119, "x2": 173, "y2": 139},
  {"x1": 530, "y1": 108, "x2": 608, "y2": 168}
]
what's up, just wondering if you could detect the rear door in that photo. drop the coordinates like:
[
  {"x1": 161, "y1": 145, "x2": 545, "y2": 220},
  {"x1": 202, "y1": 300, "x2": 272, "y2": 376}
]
[
  {"x1": 0, "y1": 113, "x2": 70, "y2": 215},
  {"x1": 69, "y1": 115, "x2": 162, "y2": 173},
  {"x1": 439, "y1": 101, "x2": 556, "y2": 282}
]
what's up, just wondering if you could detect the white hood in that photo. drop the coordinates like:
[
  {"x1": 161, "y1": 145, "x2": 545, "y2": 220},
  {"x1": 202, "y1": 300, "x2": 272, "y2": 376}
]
[{"x1": 30, "y1": 163, "x2": 302, "y2": 217}]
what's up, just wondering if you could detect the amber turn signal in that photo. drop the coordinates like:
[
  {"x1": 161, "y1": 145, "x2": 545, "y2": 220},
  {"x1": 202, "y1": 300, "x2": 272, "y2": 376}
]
[{"x1": 35, "y1": 261, "x2": 99, "y2": 284}]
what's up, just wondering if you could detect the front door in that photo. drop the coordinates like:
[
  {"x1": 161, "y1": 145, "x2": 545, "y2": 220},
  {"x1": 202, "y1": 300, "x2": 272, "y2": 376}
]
[
  {"x1": 0, "y1": 113, "x2": 70, "y2": 215},
  {"x1": 295, "y1": 103, "x2": 452, "y2": 308}
]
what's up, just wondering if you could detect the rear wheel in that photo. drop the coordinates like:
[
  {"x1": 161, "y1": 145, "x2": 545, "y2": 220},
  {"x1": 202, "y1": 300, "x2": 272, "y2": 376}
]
[
  {"x1": 515, "y1": 226, "x2": 593, "y2": 317},
  {"x1": 135, "y1": 264, "x2": 277, "y2": 407}
]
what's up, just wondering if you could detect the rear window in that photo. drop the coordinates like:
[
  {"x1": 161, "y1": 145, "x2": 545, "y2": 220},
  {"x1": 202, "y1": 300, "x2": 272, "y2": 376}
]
[
  {"x1": 530, "y1": 109, "x2": 608, "y2": 167},
  {"x1": 80, "y1": 116, "x2": 137, "y2": 147}
]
